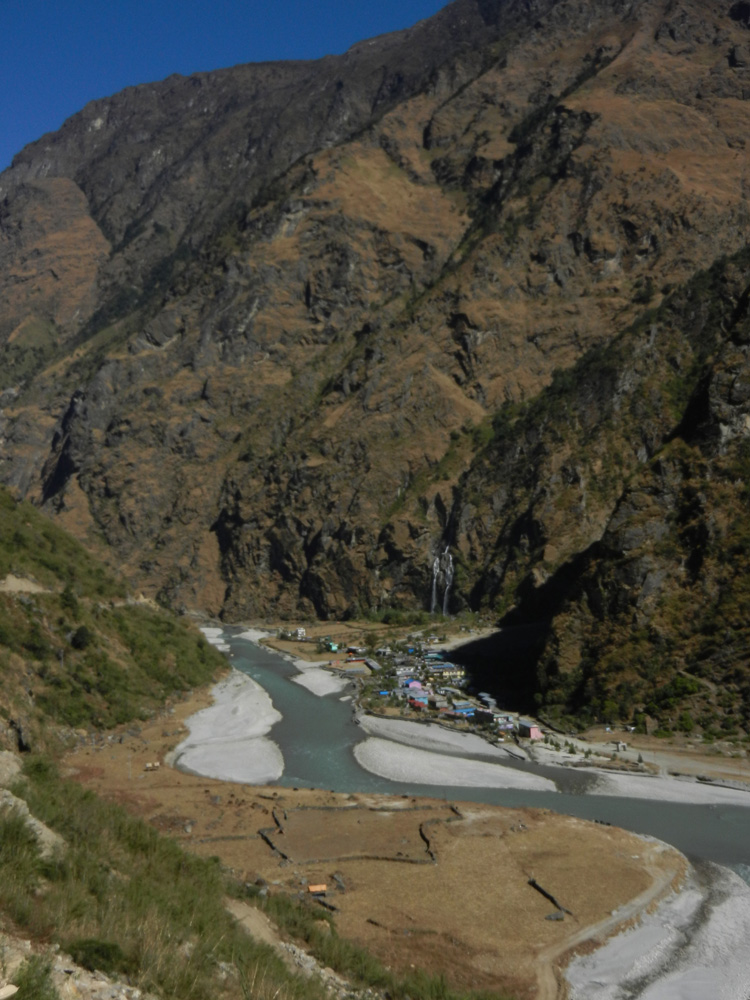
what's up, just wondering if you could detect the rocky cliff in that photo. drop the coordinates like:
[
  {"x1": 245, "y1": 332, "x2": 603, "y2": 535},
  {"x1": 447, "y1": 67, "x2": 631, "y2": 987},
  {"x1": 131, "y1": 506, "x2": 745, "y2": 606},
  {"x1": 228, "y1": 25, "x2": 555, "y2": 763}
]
[{"x1": 2, "y1": 0, "x2": 750, "y2": 728}]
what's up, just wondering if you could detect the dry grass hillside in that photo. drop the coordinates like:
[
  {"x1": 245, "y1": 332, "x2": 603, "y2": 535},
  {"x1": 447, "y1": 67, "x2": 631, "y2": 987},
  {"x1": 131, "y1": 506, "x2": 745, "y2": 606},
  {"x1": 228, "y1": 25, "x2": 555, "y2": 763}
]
[{"x1": 2, "y1": 0, "x2": 750, "y2": 729}]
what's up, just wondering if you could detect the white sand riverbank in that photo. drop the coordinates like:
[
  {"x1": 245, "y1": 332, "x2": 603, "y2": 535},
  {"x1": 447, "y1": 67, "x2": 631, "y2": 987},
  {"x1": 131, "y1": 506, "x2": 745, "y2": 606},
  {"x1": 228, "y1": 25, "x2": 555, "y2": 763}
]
[
  {"x1": 588, "y1": 768, "x2": 750, "y2": 806},
  {"x1": 566, "y1": 861, "x2": 750, "y2": 999},
  {"x1": 235, "y1": 628, "x2": 350, "y2": 696},
  {"x1": 174, "y1": 625, "x2": 348, "y2": 782},
  {"x1": 289, "y1": 658, "x2": 350, "y2": 696},
  {"x1": 354, "y1": 716, "x2": 750, "y2": 803},
  {"x1": 354, "y1": 737, "x2": 556, "y2": 789},
  {"x1": 172, "y1": 669, "x2": 284, "y2": 784},
  {"x1": 200, "y1": 626, "x2": 225, "y2": 639},
  {"x1": 235, "y1": 628, "x2": 273, "y2": 644},
  {"x1": 358, "y1": 714, "x2": 528, "y2": 760}
]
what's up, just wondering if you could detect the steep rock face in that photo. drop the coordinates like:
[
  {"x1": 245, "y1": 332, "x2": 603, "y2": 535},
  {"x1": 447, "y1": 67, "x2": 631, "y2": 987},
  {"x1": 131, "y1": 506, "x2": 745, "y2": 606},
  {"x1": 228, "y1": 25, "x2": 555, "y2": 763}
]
[
  {"x1": 0, "y1": 178, "x2": 109, "y2": 377},
  {"x1": 452, "y1": 250, "x2": 750, "y2": 729},
  {"x1": 202, "y1": 0, "x2": 750, "y2": 623},
  {"x1": 0, "y1": 0, "x2": 750, "y2": 735},
  {"x1": 0, "y1": 0, "x2": 552, "y2": 344},
  {"x1": 1, "y1": 0, "x2": 566, "y2": 610}
]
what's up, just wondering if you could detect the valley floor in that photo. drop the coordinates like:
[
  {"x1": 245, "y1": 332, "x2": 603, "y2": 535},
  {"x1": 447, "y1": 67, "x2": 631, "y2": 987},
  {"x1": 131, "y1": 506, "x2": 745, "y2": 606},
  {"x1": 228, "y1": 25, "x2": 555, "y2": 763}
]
[
  {"x1": 58, "y1": 698, "x2": 685, "y2": 1000},
  {"x1": 177, "y1": 625, "x2": 750, "y2": 808},
  {"x1": 55, "y1": 624, "x2": 750, "y2": 1000}
]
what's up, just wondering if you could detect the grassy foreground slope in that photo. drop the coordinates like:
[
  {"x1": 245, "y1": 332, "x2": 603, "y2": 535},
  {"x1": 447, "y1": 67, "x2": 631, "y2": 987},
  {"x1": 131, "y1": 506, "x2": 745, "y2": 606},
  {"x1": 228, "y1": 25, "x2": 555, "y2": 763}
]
[
  {"x1": 0, "y1": 486, "x2": 226, "y2": 748},
  {"x1": 1, "y1": 759, "x2": 314, "y2": 1000},
  {"x1": 0, "y1": 484, "x2": 284, "y2": 1000}
]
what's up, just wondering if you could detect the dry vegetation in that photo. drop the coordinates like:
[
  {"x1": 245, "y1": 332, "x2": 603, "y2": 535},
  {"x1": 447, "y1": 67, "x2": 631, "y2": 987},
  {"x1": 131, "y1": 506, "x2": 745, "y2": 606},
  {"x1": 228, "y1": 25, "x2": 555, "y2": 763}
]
[{"x1": 59, "y1": 688, "x2": 686, "y2": 1000}]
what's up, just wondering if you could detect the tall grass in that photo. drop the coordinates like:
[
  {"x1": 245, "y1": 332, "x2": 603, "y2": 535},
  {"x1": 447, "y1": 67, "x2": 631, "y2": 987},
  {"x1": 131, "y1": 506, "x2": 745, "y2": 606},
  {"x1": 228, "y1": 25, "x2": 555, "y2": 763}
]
[
  {"x1": 2, "y1": 759, "x2": 320, "y2": 1000},
  {"x1": 0, "y1": 808, "x2": 43, "y2": 929}
]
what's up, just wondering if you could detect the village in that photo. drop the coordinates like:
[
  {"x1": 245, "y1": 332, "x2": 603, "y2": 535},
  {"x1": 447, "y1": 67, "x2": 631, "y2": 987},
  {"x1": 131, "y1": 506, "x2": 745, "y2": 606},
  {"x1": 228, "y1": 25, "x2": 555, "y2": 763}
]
[
  {"x1": 274, "y1": 625, "x2": 543, "y2": 741},
  {"x1": 259, "y1": 623, "x2": 750, "y2": 785}
]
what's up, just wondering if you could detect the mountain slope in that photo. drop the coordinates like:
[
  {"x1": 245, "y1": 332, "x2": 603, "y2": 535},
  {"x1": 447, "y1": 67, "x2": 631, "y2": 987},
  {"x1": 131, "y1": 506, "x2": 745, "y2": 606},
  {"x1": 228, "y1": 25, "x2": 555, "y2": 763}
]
[
  {"x1": 1, "y1": 0, "x2": 750, "y2": 729},
  {"x1": 451, "y1": 247, "x2": 750, "y2": 733}
]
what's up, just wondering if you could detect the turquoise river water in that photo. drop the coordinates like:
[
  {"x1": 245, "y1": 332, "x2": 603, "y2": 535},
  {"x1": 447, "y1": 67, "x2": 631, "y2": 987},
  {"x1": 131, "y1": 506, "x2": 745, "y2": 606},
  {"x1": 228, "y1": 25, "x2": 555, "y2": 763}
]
[{"x1": 222, "y1": 630, "x2": 750, "y2": 880}]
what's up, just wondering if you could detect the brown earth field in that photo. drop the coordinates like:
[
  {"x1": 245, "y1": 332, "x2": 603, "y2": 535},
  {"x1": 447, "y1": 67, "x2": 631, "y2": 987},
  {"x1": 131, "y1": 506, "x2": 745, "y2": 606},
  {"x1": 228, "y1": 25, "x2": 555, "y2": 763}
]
[{"x1": 61, "y1": 680, "x2": 687, "y2": 1000}]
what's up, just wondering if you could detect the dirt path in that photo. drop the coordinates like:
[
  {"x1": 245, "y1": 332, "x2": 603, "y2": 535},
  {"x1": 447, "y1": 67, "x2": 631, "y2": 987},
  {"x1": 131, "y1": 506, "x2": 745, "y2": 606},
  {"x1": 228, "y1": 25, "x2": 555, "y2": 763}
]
[
  {"x1": 225, "y1": 898, "x2": 283, "y2": 952},
  {"x1": 225, "y1": 897, "x2": 356, "y2": 993},
  {"x1": 0, "y1": 575, "x2": 48, "y2": 594},
  {"x1": 534, "y1": 842, "x2": 685, "y2": 1000}
]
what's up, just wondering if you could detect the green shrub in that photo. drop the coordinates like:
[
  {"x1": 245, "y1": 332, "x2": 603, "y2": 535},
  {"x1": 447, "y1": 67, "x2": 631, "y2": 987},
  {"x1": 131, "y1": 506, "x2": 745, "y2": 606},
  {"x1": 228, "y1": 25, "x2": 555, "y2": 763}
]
[
  {"x1": 678, "y1": 710, "x2": 695, "y2": 733},
  {"x1": 67, "y1": 938, "x2": 133, "y2": 976},
  {"x1": 70, "y1": 626, "x2": 93, "y2": 650},
  {"x1": 12, "y1": 955, "x2": 60, "y2": 1000},
  {"x1": 60, "y1": 585, "x2": 79, "y2": 617}
]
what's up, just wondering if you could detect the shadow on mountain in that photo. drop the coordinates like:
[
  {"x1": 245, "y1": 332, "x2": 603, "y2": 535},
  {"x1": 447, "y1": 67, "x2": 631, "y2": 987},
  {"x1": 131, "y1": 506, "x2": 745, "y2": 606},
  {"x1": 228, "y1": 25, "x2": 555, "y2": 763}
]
[
  {"x1": 452, "y1": 543, "x2": 601, "y2": 711},
  {"x1": 449, "y1": 622, "x2": 550, "y2": 713}
]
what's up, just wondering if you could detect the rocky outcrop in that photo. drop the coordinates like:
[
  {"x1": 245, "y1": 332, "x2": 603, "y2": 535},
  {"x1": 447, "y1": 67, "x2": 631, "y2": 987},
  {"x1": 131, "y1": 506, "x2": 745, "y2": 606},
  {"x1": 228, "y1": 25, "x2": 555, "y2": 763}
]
[
  {"x1": 0, "y1": 934, "x2": 156, "y2": 1000},
  {"x1": 0, "y1": 750, "x2": 21, "y2": 786},
  {"x1": 1, "y1": 0, "x2": 750, "y2": 725},
  {"x1": 0, "y1": 788, "x2": 65, "y2": 859},
  {"x1": 0, "y1": 751, "x2": 65, "y2": 858}
]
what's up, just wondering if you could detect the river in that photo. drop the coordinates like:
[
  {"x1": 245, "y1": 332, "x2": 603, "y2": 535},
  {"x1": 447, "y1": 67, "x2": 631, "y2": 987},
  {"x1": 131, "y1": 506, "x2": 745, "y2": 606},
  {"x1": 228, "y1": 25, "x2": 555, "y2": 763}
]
[{"x1": 222, "y1": 629, "x2": 750, "y2": 880}]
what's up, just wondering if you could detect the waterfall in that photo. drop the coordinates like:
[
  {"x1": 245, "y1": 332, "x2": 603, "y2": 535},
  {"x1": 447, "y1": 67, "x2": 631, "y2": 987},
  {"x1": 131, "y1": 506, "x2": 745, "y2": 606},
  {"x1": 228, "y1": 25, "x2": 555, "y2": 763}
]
[
  {"x1": 430, "y1": 555, "x2": 440, "y2": 614},
  {"x1": 429, "y1": 546, "x2": 454, "y2": 616},
  {"x1": 441, "y1": 547, "x2": 454, "y2": 616}
]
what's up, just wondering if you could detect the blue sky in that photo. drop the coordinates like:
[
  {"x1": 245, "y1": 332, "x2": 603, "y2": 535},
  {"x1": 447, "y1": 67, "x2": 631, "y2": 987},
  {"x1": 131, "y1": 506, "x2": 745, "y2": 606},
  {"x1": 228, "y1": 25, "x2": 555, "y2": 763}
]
[{"x1": 1, "y1": 0, "x2": 449, "y2": 172}]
